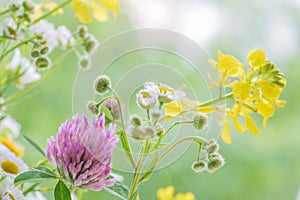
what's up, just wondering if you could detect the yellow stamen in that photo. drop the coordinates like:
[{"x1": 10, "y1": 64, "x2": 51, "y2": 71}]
[
  {"x1": 5, "y1": 192, "x2": 16, "y2": 200},
  {"x1": 158, "y1": 86, "x2": 175, "y2": 94},
  {"x1": 1, "y1": 160, "x2": 20, "y2": 174},
  {"x1": 0, "y1": 137, "x2": 23, "y2": 157},
  {"x1": 140, "y1": 91, "x2": 151, "y2": 98}
]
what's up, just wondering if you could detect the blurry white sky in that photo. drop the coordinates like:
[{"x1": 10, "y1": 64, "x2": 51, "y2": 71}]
[{"x1": 124, "y1": 0, "x2": 299, "y2": 64}]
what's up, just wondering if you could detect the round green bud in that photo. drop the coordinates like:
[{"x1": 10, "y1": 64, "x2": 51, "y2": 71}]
[
  {"x1": 87, "y1": 101, "x2": 98, "y2": 115},
  {"x1": 192, "y1": 161, "x2": 206, "y2": 173},
  {"x1": 151, "y1": 109, "x2": 162, "y2": 119},
  {"x1": 206, "y1": 139, "x2": 219, "y2": 154},
  {"x1": 85, "y1": 40, "x2": 96, "y2": 53},
  {"x1": 40, "y1": 46, "x2": 49, "y2": 55},
  {"x1": 144, "y1": 126, "x2": 155, "y2": 139},
  {"x1": 155, "y1": 127, "x2": 164, "y2": 137},
  {"x1": 130, "y1": 115, "x2": 142, "y2": 126},
  {"x1": 193, "y1": 113, "x2": 208, "y2": 130},
  {"x1": 35, "y1": 57, "x2": 49, "y2": 69},
  {"x1": 9, "y1": 3, "x2": 20, "y2": 12},
  {"x1": 31, "y1": 48, "x2": 40, "y2": 58},
  {"x1": 78, "y1": 25, "x2": 87, "y2": 38},
  {"x1": 23, "y1": 1, "x2": 34, "y2": 11},
  {"x1": 93, "y1": 75, "x2": 111, "y2": 94},
  {"x1": 127, "y1": 126, "x2": 145, "y2": 140},
  {"x1": 207, "y1": 154, "x2": 225, "y2": 173},
  {"x1": 78, "y1": 56, "x2": 91, "y2": 70}
]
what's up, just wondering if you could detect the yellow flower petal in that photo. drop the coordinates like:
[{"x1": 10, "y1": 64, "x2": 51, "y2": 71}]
[
  {"x1": 71, "y1": 0, "x2": 92, "y2": 24},
  {"x1": 157, "y1": 186, "x2": 175, "y2": 200},
  {"x1": 231, "y1": 117, "x2": 245, "y2": 133},
  {"x1": 247, "y1": 49, "x2": 266, "y2": 68},
  {"x1": 0, "y1": 137, "x2": 23, "y2": 157},
  {"x1": 255, "y1": 101, "x2": 275, "y2": 127},
  {"x1": 199, "y1": 106, "x2": 214, "y2": 113},
  {"x1": 175, "y1": 192, "x2": 195, "y2": 200},
  {"x1": 245, "y1": 116, "x2": 259, "y2": 135},
  {"x1": 218, "y1": 50, "x2": 244, "y2": 76},
  {"x1": 165, "y1": 101, "x2": 182, "y2": 117},
  {"x1": 275, "y1": 100, "x2": 286, "y2": 108},
  {"x1": 259, "y1": 81, "x2": 281, "y2": 102},
  {"x1": 221, "y1": 120, "x2": 232, "y2": 144},
  {"x1": 231, "y1": 81, "x2": 250, "y2": 100},
  {"x1": 92, "y1": 4, "x2": 109, "y2": 22}
]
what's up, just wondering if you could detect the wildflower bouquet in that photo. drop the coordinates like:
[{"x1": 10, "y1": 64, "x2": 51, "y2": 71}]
[{"x1": 0, "y1": 0, "x2": 287, "y2": 200}]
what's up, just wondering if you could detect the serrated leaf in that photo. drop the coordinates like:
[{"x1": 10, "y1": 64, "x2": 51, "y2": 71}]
[
  {"x1": 54, "y1": 181, "x2": 71, "y2": 200},
  {"x1": 14, "y1": 167, "x2": 57, "y2": 184},
  {"x1": 105, "y1": 180, "x2": 129, "y2": 200},
  {"x1": 21, "y1": 133, "x2": 45, "y2": 157}
]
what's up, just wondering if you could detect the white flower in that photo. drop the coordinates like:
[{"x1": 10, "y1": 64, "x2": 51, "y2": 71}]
[
  {"x1": 6, "y1": 49, "x2": 41, "y2": 87},
  {"x1": 0, "y1": 184, "x2": 25, "y2": 200},
  {"x1": 2, "y1": 18, "x2": 24, "y2": 40},
  {"x1": 0, "y1": 115, "x2": 21, "y2": 139},
  {"x1": 136, "y1": 89, "x2": 158, "y2": 109},
  {"x1": 145, "y1": 82, "x2": 185, "y2": 103},
  {"x1": 0, "y1": 145, "x2": 28, "y2": 178},
  {"x1": 57, "y1": 25, "x2": 75, "y2": 49},
  {"x1": 25, "y1": 192, "x2": 47, "y2": 200},
  {"x1": 29, "y1": 20, "x2": 58, "y2": 51}
]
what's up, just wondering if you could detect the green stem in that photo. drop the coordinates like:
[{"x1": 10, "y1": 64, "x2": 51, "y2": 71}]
[
  {"x1": 0, "y1": 35, "x2": 39, "y2": 60},
  {"x1": 157, "y1": 136, "x2": 207, "y2": 164},
  {"x1": 150, "y1": 121, "x2": 193, "y2": 152},
  {"x1": 31, "y1": 0, "x2": 72, "y2": 25},
  {"x1": 128, "y1": 140, "x2": 150, "y2": 198},
  {"x1": 198, "y1": 92, "x2": 233, "y2": 108},
  {"x1": 0, "y1": 9, "x2": 9, "y2": 16},
  {"x1": 109, "y1": 88, "x2": 136, "y2": 168}
]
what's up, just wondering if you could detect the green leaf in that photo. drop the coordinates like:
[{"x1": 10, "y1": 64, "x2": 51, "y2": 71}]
[
  {"x1": 21, "y1": 133, "x2": 45, "y2": 157},
  {"x1": 139, "y1": 153, "x2": 158, "y2": 184},
  {"x1": 118, "y1": 131, "x2": 135, "y2": 167},
  {"x1": 35, "y1": 166, "x2": 56, "y2": 176},
  {"x1": 100, "y1": 105, "x2": 114, "y2": 122},
  {"x1": 54, "y1": 180, "x2": 71, "y2": 200},
  {"x1": 14, "y1": 167, "x2": 57, "y2": 184},
  {"x1": 105, "y1": 179, "x2": 129, "y2": 200}
]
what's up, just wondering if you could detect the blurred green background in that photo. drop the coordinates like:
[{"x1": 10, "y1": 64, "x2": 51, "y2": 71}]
[{"x1": 4, "y1": 0, "x2": 300, "y2": 199}]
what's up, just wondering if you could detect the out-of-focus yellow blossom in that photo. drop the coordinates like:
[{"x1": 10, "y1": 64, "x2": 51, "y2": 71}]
[
  {"x1": 211, "y1": 49, "x2": 286, "y2": 144},
  {"x1": 31, "y1": 0, "x2": 63, "y2": 19},
  {"x1": 0, "y1": 137, "x2": 23, "y2": 157},
  {"x1": 157, "y1": 186, "x2": 195, "y2": 200},
  {"x1": 71, "y1": 0, "x2": 119, "y2": 23},
  {"x1": 157, "y1": 186, "x2": 175, "y2": 200}
]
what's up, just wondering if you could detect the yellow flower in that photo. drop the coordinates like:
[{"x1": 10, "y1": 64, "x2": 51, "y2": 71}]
[
  {"x1": 218, "y1": 50, "x2": 244, "y2": 77},
  {"x1": 157, "y1": 186, "x2": 175, "y2": 200},
  {"x1": 157, "y1": 186, "x2": 196, "y2": 200},
  {"x1": 175, "y1": 192, "x2": 195, "y2": 200},
  {"x1": 71, "y1": 0, "x2": 119, "y2": 23},
  {"x1": 31, "y1": 0, "x2": 63, "y2": 19},
  {"x1": 0, "y1": 137, "x2": 23, "y2": 157},
  {"x1": 247, "y1": 49, "x2": 266, "y2": 69},
  {"x1": 230, "y1": 81, "x2": 250, "y2": 100}
]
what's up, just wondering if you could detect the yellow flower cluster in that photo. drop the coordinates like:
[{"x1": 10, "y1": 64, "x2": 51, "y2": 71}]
[
  {"x1": 163, "y1": 50, "x2": 286, "y2": 144},
  {"x1": 31, "y1": 0, "x2": 64, "y2": 19},
  {"x1": 157, "y1": 186, "x2": 195, "y2": 200},
  {"x1": 210, "y1": 50, "x2": 286, "y2": 144},
  {"x1": 71, "y1": 0, "x2": 119, "y2": 23}
]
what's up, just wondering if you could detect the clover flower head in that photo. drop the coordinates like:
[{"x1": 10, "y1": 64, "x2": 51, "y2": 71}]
[{"x1": 46, "y1": 114, "x2": 119, "y2": 191}]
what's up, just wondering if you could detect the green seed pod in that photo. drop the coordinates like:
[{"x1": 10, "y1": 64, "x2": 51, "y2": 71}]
[
  {"x1": 192, "y1": 161, "x2": 206, "y2": 173},
  {"x1": 78, "y1": 56, "x2": 91, "y2": 70},
  {"x1": 23, "y1": 1, "x2": 34, "y2": 11},
  {"x1": 93, "y1": 75, "x2": 111, "y2": 94},
  {"x1": 40, "y1": 46, "x2": 49, "y2": 55},
  {"x1": 9, "y1": 3, "x2": 20, "y2": 12},
  {"x1": 78, "y1": 25, "x2": 87, "y2": 38}
]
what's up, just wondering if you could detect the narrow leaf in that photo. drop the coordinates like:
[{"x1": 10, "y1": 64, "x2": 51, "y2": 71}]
[
  {"x1": 54, "y1": 180, "x2": 71, "y2": 200},
  {"x1": 119, "y1": 131, "x2": 135, "y2": 167},
  {"x1": 21, "y1": 133, "x2": 45, "y2": 156},
  {"x1": 100, "y1": 105, "x2": 114, "y2": 122},
  {"x1": 14, "y1": 167, "x2": 57, "y2": 184},
  {"x1": 128, "y1": 190, "x2": 138, "y2": 200}
]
